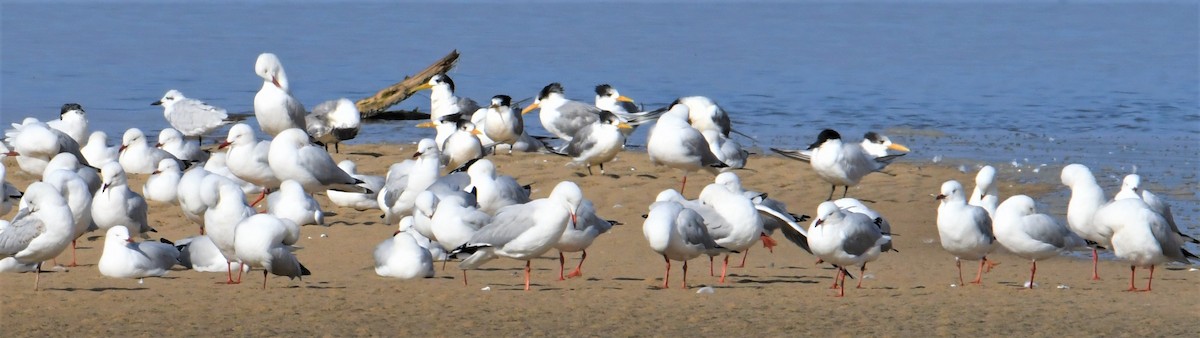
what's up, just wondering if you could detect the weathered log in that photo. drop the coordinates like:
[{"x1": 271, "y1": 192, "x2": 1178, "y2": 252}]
[{"x1": 356, "y1": 50, "x2": 459, "y2": 118}]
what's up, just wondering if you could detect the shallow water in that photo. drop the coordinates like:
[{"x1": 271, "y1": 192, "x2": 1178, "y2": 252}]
[{"x1": 2, "y1": 1, "x2": 1197, "y2": 234}]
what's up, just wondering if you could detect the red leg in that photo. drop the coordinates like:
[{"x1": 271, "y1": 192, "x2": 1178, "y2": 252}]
[
  {"x1": 69, "y1": 240, "x2": 79, "y2": 267},
  {"x1": 680, "y1": 175, "x2": 688, "y2": 194},
  {"x1": 970, "y1": 258, "x2": 985, "y2": 285},
  {"x1": 237, "y1": 263, "x2": 244, "y2": 283},
  {"x1": 760, "y1": 233, "x2": 777, "y2": 253},
  {"x1": 558, "y1": 251, "x2": 566, "y2": 281},
  {"x1": 1146, "y1": 265, "x2": 1154, "y2": 291},
  {"x1": 830, "y1": 268, "x2": 842, "y2": 289},
  {"x1": 262, "y1": 270, "x2": 268, "y2": 289},
  {"x1": 836, "y1": 268, "x2": 846, "y2": 297},
  {"x1": 736, "y1": 246, "x2": 750, "y2": 268},
  {"x1": 719, "y1": 255, "x2": 730, "y2": 284},
  {"x1": 34, "y1": 263, "x2": 42, "y2": 291},
  {"x1": 709, "y1": 256, "x2": 715, "y2": 277},
  {"x1": 566, "y1": 250, "x2": 586, "y2": 278},
  {"x1": 955, "y1": 258, "x2": 964, "y2": 286},
  {"x1": 1090, "y1": 248, "x2": 1101, "y2": 280},
  {"x1": 662, "y1": 255, "x2": 670, "y2": 289},
  {"x1": 524, "y1": 260, "x2": 532, "y2": 291},
  {"x1": 250, "y1": 188, "x2": 269, "y2": 209},
  {"x1": 224, "y1": 261, "x2": 238, "y2": 284},
  {"x1": 462, "y1": 270, "x2": 468, "y2": 287}
]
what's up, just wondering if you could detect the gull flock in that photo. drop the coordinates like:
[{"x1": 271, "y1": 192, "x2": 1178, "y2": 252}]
[{"x1": 1, "y1": 53, "x2": 1195, "y2": 295}]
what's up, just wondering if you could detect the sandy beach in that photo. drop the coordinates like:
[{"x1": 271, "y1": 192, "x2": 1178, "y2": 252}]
[{"x1": 1, "y1": 143, "x2": 1196, "y2": 337}]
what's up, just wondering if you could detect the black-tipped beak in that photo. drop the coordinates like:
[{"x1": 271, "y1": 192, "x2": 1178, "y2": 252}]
[
  {"x1": 151, "y1": 100, "x2": 163, "y2": 106},
  {"x1": 935, "y1": 194, "x2": 946, "y2": 200}
]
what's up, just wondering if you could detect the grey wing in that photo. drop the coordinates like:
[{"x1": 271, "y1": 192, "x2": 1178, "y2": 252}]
[
  {"x1": 267, "y1": 246, "x2": 309, "y2": 279},
  {"x1": 577, "y1": 200, "x2": 614, "y2": 234},
  {"x1": 468, "y1": 202, "x2": 541, "y2": 247},
  {"x1": 682, "y1": 129, "x2": 724, "y2": 167},
  {"x1": 971, "y1": 207, "x2": 995, "y2": 243},
  {"x1": 714, "y1": 107, "x2": 732, "y2": 136},
  {"x1": 305, "y1": 100, "x2": 337, "y2": 138},
  {"x1": 770, "y1": 147, "x2": 811, "y2": 163},
  {"x1": 1141, "y1": 190, "x2": 1196, "y2": 243},
  {"x1": 286, "y1": 97, "x2": 308, "y2": 129},
  {"x1": 174, "y1": 99, "x2": 229, "y2": 128},
  {"x1": 130, "y1": 195, "x2": 151, "y2": 235},
  {"x1": 1022, "y1": 214, "x2": 1068, "y2": 249},
  {"x1": 564, "y1": 124, "x2": 598, "y2": 157},
  {"x1": 135, "y1": 241, "x2": 181, "y2": 270},
  {"x1": 0, "y1": 215, "x2": 43, "y2": 256},
  {"x1": 297, "y1": 146, "x2": 357, "y2": 186},
  {"x1": 758, "y1": 204, "x2": 813, "y2": 254},
  {"x1": 458, "y1": 98, "x2": 481, "y2": 119},
  {"x1": 554, "y1": 101, "x2": 601, "y2": 136},
  {"x1": 677, "y1": 208, "x2": 720, "y2": 249},
  {"x1": 841, "y1": 215, "x2": 884, "y2": 256},
  {"x1": 496, "y1": 176, "x2": 532, "y2": 204}
]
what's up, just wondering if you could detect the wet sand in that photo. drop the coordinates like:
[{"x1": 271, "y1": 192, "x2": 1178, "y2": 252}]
[{"x1": 1, "y1": 144, "x2": 1196, "y2": 336}]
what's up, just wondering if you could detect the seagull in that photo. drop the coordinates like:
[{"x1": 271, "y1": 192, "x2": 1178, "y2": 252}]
[
  {"x1": 711, "y1": 172, "x2": 811, "y2": 266},
  {"x1": 807, "y1": 200, "x2": 891, "y2": 297},
  {"x1": 152, "y1": 89, "x2": 229, "y2": 141},
  {"x1": 993, "y1": 195, "x2": 1089, "y2": 289},
  {"x1": 411, "y1": 191, "x2": 440, "y2": 242},
  {"x1": 156, "y1": 127, "x2": 208, "y2": 163},
  {"x1": 410, "y1": 74, "x2": 480, "y2": 127},
  {"x1": 374, "y1": 230, "x2": 435, "y2": 279},
  {"x1": 553, "y1": 110, "x2": 631, "y2": 175},
  {"x1": 833, "y1": 198, "x2": 896, "y2": 253},
  {"x1": 697, "y1": 183, "x2": 764, "y2": 283},
  {"x1": 267, "y1": 128, "x2": 369, "y2": 194},
  {"x1": 118, "y1": 128, "x2": 180, "y2": 174},
  {"x1": 1060, "y1": 164, "x2": 1115, "y2": 280},
  {"x1": 43, "y1": 153, "x2": 100, "y2": 194},
  {"x1": 440, "y1": 117, "x2": 484, "y2": 172},
  {"x1": 380, "y1": 139, "x2": 441, "y2": 222},
  {"x1": 142, "y1": 158, "x2": 183, "y2": 203},
  {"x1": 1094, "y1": 197, "x2": 1196, "y2": 291},
  {"x1": 1114, "y1": 175, "x2": 1199, "y2": 245},
  {"x1": 253, "y1": 53, "x2": 306, "y2": 137},
  {"x1": 771, "y1": 129, "x2": 909, "y2": 200},
  {"x1": 41, "y1": 169, "x2": 93, "y2": 267},
  {"x1": 522, "y1": 83, "x2": 603, "y2": 141},
  {"x1": 554, "y1": 199, "x2": 617, "y2": 280},
  {"x1": 175, "y1": 166, "x2": 213, "y2": 231},
  {"x1": 968, "y1": 165, "x2": 1000, "y2": 218},
  {"x1": 80, "y1": 131, "x2": 118, "y2": 167},
  {"x1": 305, "y1": 98, "x2": 361, "y2": 153},
  {"x1": 0, "y1": 182, "x2": 74, "y2": 290},
  {"x1": 327, "y1": 160, "x2": 384, "y2": 211},
  {"x1": 450, "y1": 181, "x2": 583, "y2": 291},
  {"x1": 267, "y1": 180, "x2": 325, "y2": 227},
  {"x1": 643, "y1": 195, "x2": 730, "y2": 289},
  {"x1": 429, "y1": 194, "x2": 489, "y2": 252},
  {"x1": 234, "y1": 214, "x2": 311, "y2": 289},
  {"x1": 701, "y1": 129, "x2": 748, "y2": 170},
  {"x1": 204, "y1": 183, "x2": 257, "y2": 284},
  {"x1": 98, "y1": 225, "x2": 179, "y2": 281},
  {"x1": 4, "y1": 117, "x2": 87, "y2": 175},
  {"x1": 936, "y1": 180, "x2": 997, "y2": 286},
  {"x1": 675, "y1": 96, "x2": 732, "y2": 138},
  {"x1": 480, "y1": 95, "x2": 524, "y2": 154},
  {"x1": 464, "y1": 159, "x2": 530, "y2": 215},
  {"x1": 91, "y1": 162, "x2": 153, "y2": 236},
  {"x1": 647, "y1": 101, "x2": 728, "y2": 193},
  {"x1": 173, "y1": 235, "x2": 247, "y2": 273},
  {"x1": 220, "y1": 123, "x2": 280, "y2": 207},
  {"x1": 47, "y1": 103, "x2": 89, "y2": 146}
]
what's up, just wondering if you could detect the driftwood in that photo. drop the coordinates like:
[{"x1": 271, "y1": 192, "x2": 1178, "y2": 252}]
[{"x1": 356, "y1": 50, "x2": 459, "y2": 119}]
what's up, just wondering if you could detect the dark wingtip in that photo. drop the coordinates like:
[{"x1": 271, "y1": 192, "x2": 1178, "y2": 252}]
[
  {"x1": 158, "y1": 238, "x2": 174, "y2": 245},
  {"x1": 300, "y1": 263, "x2": 312, "y2": 276}
]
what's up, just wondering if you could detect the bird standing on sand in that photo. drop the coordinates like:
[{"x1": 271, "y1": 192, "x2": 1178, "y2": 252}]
[
  {"x1": 772, "y1": 129, "x2": 909, "y2": 200},
  {"x1": 993, "y1": 195, "x2": 1088, "y2": 289},
  {"x1": 152, "y1": 89, "x2": 229, "y2": 141},
  {"x1": 936, "y1": 180, "x2": 997, "y2": 286},
  {"x1": 646, "y1": 101, "x2": 728, "y2": 193}
]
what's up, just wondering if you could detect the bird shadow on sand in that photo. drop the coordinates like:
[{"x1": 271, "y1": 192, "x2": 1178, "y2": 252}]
[
  {"x1": 635, "y1": 174, "x2": 658, "y2": 179},
  {"x1": 48, "y1": 287, "x2": 149, "y2": 292},
  {"x1": 347, "y1": 152, "x2": 384, "y2": 158}
]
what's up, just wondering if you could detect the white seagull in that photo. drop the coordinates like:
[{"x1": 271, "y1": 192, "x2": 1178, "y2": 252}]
[
  {"x1": 772, "y1": 129, "x2": 909, "y2": 200},
  {"x1": 464, "y1": 159, "x2": 530, "y2": 216},
  {"x1": 118, "y1": 128, "x2": 180, "y2": 174},
  {"x1": 701, "y1": 129, "x2": 748, "y2": 170},
  {"x1": 1, "y1": 164, "x2": 23, "y2": 216},
  {"x1": 156, "y1": 127, "x2": 208, "y2": 163},
  {"x1": 936, "y1": 180, "x2": 997, "y2": 285},
  {"x1": 807, "y1": 201, "x2": 890, "y2": 297},
  {"x1": 4, "y1": 117, "x2": 86, "y2": 175},
  {"x1": 204, "y1": 183, "x2": 257, "y2": 284},
  {"x1": 643, "y1": 195, "x2": 730, "y2": 289},
  {"x1": 80, "y1": 131, "x2": 118, "y2": 167},
  {"x1": 152, "y1": 89, "x2": 229, "y2": 141},
  {"x1": 0, "y1": 182, "x2": 74, "y2": 290},
  {"x1": 173, "y1": 235, "x2": 248, "y2": 273},
  {"x1": 968, "y1": 165, "x2": 1000, "y2": 218},
  {"x1": 98, "y1": 225, "x2": 179, "y2": 281},
  {"x1": 993, "y1": 195, "x2": 1088, "y2": 289},
  {"x1": 646, "y1": 101, "x2": 728, "y2": 193},
  {"x1": 253, "y1": 53, "x2": 306, "y2": 137},
  {"x1": 554, "y1": 199, "x2": 617, "y2": 280},
  {"x1": 1094, "y1": 197, "x2": 1196, "y2": 291},
  {"x1": 41, "y1": 169, "x2": 93, "y2": 267},
  {"x1": 268, "y1": 128, "x2": 368, "y2": 194},
  {"x1": 220, "y1": 123, "x2": 280, "y2": 206},
  {"x1": 305, "y1": 98, "x2": 361, "y2": 153},
  {"x1": 142, "y1": 158, "x2": 183, "y2": 203},
  {"x1": 234, "y1": 214, "x2": 311, "y2": 289},
  {"x1": 696, "y1": 183, "x2": 764, "y2": 284},
  {"x1": 1060, "y1": 163, "x2": 1114, "y2": 280},
  {"x1": 267, "y1": 180, "x2": 325, "y2": 227},
  {"x1": 1115, "y1": 175, "x2": 1199, "y2": 245},
  {"x1": 450, "y1": 181, "x2": 583, "y2": 291},
  {"x1": 91, "y1": 162, "x2": 153, "y2": 236},
  {"x1": 374, "y1": 230, "x2": 435, "y2": 279}
]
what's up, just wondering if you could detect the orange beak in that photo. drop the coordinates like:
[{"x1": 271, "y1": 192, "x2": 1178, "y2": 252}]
[{"x1": 218, "y1": 141, "x2": 232, "y2": 149}]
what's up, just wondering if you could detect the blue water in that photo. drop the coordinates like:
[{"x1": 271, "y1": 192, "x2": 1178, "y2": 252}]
[{"x1": 2, "y1": 1, "x2": 1197, "y2": 235}]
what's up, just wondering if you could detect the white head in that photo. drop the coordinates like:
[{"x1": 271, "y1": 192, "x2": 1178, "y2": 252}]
[
  {"x1": 153, "y1": 158, "x2": 181, "y2": 175},
  {"x1": 937, "y1": 180, "x2": 967, "y2": 204},
  {"x1": 88, "y1": 131, "x2": 110, "y2": 146},
  {"x1": 99, "y1": 162, "x2": 127, "y2": 192},
  {"x1": 975, "y1": 165, "x2": 996, "y2": 189},
  {"x1": 550, "y1": 181, "x2": 584, "y2": 226},
  {"x1": 222, "y1": 123, "x2": 257, "y2": 148},
  {"x1": 653, "y1": 189, "x2": 686, "y2": 204},
  {"x1": 154, "y1": 89, "x2": 186, "y2": 107},
  {"x1": 415, "y1": 190, "x2": 438, "y2": 217},
  {"x1": 44, "y1": 153, "x2": 82, "y2": 176},
  {"x1": 121, "y1": 128, "x2": 147, "y2": 149},
  {"x1": 414, "y1": 138, "x2": 439, "y2": 159},
  {"x1": 157, "y1": 128, "x2": 184, "y2": 148},
  {"x1": 105, "y1": 225, "x2": 133, "y2": 245},
  {"x1": 466, "y1": 158, "x2": 496, "y2": 179},
  {"x1": 813, "y1": 201, "x2": 842, "y2": 227},
  {"x1": 272, "y1": 128, "x2": 309, "y2": 148},
  {"x1": 1115, "y1": 174, "x2": 1142, "y2": 200},
  {"x1": 254, "y1": 52, "x2": 288, "y2": 91},
  {"x1": 1060, "y1": 163, "x2": 1095, "y2": 187}
]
